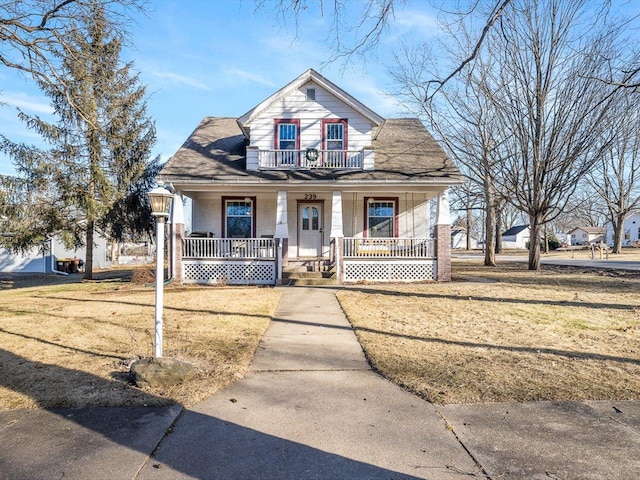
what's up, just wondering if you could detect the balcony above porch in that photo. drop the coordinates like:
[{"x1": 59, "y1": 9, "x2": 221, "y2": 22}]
[{"x1": 246, "y1": 147, "x2": 375, "y2": 171}]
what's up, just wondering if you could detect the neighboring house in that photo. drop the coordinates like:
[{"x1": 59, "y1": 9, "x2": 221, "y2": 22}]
[
  {"x1": 451, "y1": 229, "x2": 478, "y2": 249},
  {"x1": 555, "y1": 232, "x2": 571, "y2": 247},
  {"x1": 501, "y1": 225, "x2": 530, "y2": 249},
  {"x1": 157, "y1": 69, "x2": 464, "y2": 285},
  {"x1": 568, "y1": 226, "x2": 605, "y2": 246},
  {"x1": 605, "y1": 211, "x2": 640, "y2": 247},
  {"x1": 0, "y1": 233, "x2": 110, "y2": 273}
]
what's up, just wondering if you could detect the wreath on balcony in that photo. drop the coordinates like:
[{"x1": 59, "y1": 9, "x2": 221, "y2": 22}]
[{"x1": 305, "y1": 148, "x2": 319, "y2": 163}]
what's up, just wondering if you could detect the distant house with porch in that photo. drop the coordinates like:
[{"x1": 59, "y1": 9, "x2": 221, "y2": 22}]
[
  {"x1": 569, "y1": 226, "x2": 605, "y2": 246},
  {"x1": 157, "y1": 69, "x2": 464, "y2": 285},
  {"x1": 501, "y1": 225, "x2": 530, "y2": 250}
]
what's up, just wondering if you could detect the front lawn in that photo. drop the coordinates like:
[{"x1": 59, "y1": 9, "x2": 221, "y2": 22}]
[
  {"x1": 336, "y1": 263, "x2": 640, "y2": 404},
  {"x1": 0, "y1": 274, "x2": 281, "y2": 410}
]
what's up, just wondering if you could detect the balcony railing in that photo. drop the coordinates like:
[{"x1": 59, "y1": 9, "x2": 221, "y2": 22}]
[
  {"x1": 184, "y1": 237, "x2": 275, "y2": 259},
  {"x1": 258, "y1": 149, "x2": 365, "y2": 169},
  {"x1": 343, "y1": 237, "x2": 435, "y2": 258}
]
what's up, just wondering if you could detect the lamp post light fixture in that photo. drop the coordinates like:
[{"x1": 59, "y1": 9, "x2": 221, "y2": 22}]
[{"x1": 148, "y1": 185, "x2": 174, "y2": 358}]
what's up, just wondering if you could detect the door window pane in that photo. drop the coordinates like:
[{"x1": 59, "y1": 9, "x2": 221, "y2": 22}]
[
  {"x1": 302, "y1": 207, "x2": 309, "y2": 231},
  {"x1": 311, "y1": 207, "x2": 319, "y2": 230}
]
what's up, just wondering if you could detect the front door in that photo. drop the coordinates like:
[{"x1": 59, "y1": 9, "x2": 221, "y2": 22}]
[{"x1": 298, "y1": 203, "x2": 323, "y2": 257}]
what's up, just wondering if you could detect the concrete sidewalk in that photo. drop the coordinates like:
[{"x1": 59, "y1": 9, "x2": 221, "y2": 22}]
[
  {"x1": 135, "y1": 287, "x2": 481, "y2": 479},
  {"x1": 2, "y1": 286, "x2": 639, "y2": 479}
]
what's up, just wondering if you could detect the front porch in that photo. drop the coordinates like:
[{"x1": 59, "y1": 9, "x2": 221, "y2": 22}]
[{"x1": 179, "y1": 236, "x2": 439, "y2": 285}]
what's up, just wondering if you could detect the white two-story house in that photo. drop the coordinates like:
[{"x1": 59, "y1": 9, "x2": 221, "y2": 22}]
[{"x1": 158, "y1": 69, "x2": 464, "y2": 285}]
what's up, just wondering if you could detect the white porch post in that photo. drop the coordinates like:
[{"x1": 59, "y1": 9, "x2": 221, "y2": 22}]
[
  {"x1": 275, "y1": 191, "x2": 289, "y2": 279},
  {"x1": 436, "y1": 189, "x2": 452, "y2": 281},
  {"x1": 330, "y1": 191, "x2": 344, "y2": 281}
]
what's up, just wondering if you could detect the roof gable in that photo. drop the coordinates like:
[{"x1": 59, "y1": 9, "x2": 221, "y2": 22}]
[
  {"x1": 502, "y1": 225, "x2": 530, "y2": 236},
  {"x1": 237, "y1": 69, "x2": 385, "y2": 136},
  {"x1": 159, "y1": 117, "x2": 463, "y2": 184},
  {"x1": 568, "y1": 226, "x2": 605, "y2": 235}
]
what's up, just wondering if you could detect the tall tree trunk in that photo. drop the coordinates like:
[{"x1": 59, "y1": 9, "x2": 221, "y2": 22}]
[
  {"x1": 466, "y1": 203, "x2": 472, "y2": 250},
  {"x1": 484, "y1": 203, "x2": 497, "y2": 266},
  {"x1": 613, "y1": 217, "x2": 624, "y2": 253},
  {"x1": 84, "y1": 222, "x2": 94, "y2": 280},
  {"x1": 528, "y1": 215, "x2": 542, "y2": 270},
  {"x1": 544, "y1": 224, "x2": 549, "y2": 254},
  {"x1": 495, "y1": 208, "x2": 503, "y2": 254}
]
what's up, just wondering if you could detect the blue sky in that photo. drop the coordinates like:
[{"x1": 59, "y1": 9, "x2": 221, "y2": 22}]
[{"x1": 0, "y1": 0, "x2": 440, "y2": 176}]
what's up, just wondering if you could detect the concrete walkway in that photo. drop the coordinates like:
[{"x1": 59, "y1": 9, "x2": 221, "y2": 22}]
[
  {"x1": 135, "y1": 287, "x2": 481, "y2": 479},
  {"x1": 2, "y1": 286, "x2": 639, "y2": 479}
]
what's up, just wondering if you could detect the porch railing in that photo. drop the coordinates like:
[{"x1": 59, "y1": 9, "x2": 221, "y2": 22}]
[
  {"x1": 258, "y1": 149, "x2": 365, "y2": 169},
  {"x1": 343, "y1": 237, "x2": 435, "y2": 258},
  {"x1": 183, "y1": 237, "x2": 275, "y2": 259}
]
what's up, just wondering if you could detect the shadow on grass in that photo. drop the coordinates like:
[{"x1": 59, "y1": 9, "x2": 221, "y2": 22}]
[
  {"x1": 0, "y1": 347, "x2": 424, "y2": 480},
  {"x1": 0, "y1": 327, "x2": 127, "y2": 361},
  {"x1": 270, "y1": 316, "x2": 640, "y2": 367},
  {"x1": 0, "y1": 268, "x2": 135, "y2": 290},
  {"x1": 344, "y1": 284, "x2": 639, "y2": 312},
  {"x1": 32, "y1": 293, "x2": 275, "y2": 321}
]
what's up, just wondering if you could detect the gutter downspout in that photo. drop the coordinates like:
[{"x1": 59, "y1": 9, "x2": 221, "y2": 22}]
[{"x1": 50, "y1": 238, "x2": 69, "y2": 276}]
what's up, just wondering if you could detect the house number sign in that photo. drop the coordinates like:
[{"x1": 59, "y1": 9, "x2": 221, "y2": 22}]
[{"x1": 304, "y1": 193, "x2": 317, "y2": 200}]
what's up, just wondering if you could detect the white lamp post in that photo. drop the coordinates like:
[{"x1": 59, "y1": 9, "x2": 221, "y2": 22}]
[{"x1": 148, "y1": 185, "x2": 174, "y2": 358}]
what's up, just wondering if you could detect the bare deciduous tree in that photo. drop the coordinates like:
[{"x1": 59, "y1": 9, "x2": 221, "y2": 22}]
[
  {"x1": 587, "y1": 97, "x2": 640, "y2": 252},
  {"x1": 0, "y1": 0, "x2": 142, "y2": 87},
  {"x1": 390, "y1": 21, "x2": 509, "y2": 266},
  {"x1": 487, "y1": 0, "x2": 622, "y2": 270}
]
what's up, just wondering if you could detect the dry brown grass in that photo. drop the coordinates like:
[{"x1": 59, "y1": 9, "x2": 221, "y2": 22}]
[
  {"x1": 0, "y1": 271, "x2": 281, "y2": 410},
  {"x1": 336, "y1": 262, "x2": 640, "y2": 405}
]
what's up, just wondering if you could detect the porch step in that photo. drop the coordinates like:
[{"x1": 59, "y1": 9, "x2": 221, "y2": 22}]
[
  {"x1": 283, "y1": 274, "x2": 337, "y2": 286},
  {"x1": 282, "y1": 260, "x2": 337, "y2": 286}
]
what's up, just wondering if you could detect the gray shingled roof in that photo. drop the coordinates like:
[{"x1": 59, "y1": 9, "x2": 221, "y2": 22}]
[
  {"x1": 158, "y1": 117, "x2": 463, "y2": 185},
  {"x1": 502, "y1": 225, "x2": 530, "y2": 236}
]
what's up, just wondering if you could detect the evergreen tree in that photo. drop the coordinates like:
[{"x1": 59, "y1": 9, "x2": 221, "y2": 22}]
[{"x1": 0, "y1": 2, "x2": 158, "y2": 279}]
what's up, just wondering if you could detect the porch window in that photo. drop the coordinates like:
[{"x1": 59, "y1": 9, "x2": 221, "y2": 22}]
[
  {"x1": 366, "y1": 198, "x2": 397, "y2": 237},
  {"x1": 224, "y1": 198, "x2": 254, "y2": 238},
  {"x1": 275, "y1": 119, "x2": 300, "y2": 166}
]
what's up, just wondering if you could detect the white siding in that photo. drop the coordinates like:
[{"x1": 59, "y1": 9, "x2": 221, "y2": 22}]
[
  {"x1": 248, "y1": 81, "x2": 373, "y2": 151},
  {"x1": 192, "y1": 199, "x2": 219, "y2": 236},
  {"x1": 0, "y1": 247, "x2": 48, "y2": 273},
  {"x1": 191, "y1": 194, "x2": 278, "y2": 238}
]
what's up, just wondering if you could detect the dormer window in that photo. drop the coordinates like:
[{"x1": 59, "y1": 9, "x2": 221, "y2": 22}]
[
  {"x1": 274, "y1": 119, "x2": 300, "y2": 166},
  {"x1": 323, "y1": 119, "x2": 347, "y2": 151},
  {"x1": 322, "y1": 118, "x2": 348, "y2": 165}
]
